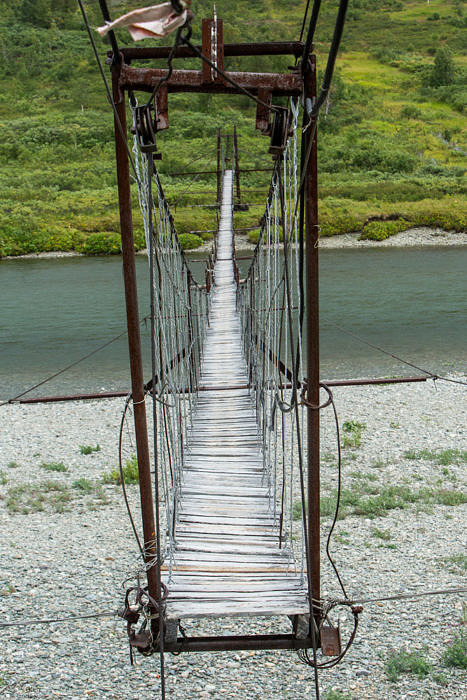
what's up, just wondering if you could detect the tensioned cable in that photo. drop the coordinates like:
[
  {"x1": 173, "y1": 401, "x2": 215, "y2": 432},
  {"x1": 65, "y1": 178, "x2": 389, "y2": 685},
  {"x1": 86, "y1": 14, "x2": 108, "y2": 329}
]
[
  {"x1": 0, "y1": 611, "x2": 117, "y2": 628},
  {"x1": 2, "y1": 587, "x2": 463, "y2": 630},
  {"x1": 147, "y1": 151, "x2": 167, "y2": 700},
  {"x1": 77, "y1": 0, "x2": 141, "y2": 185},
  {"x1": 180, "y1": 37, "x2": 281, "y2": 113},
  {"x1": 299, "y1": 0, "x2": 313, "y2": 43},
  {"x1": 0, "y1": 315, "x2": 150, "y2": 407},
  {"x1": 327, "y1": 322, "x2": 467, "y2": 387}
]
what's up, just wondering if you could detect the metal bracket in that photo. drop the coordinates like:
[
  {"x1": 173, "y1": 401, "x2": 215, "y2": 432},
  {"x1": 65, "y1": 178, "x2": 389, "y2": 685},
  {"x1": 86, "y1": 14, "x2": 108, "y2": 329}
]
[
  {"x1": 320, "y1": 624, "x2": 342, "y2": 657},
  {"x1": 256, "y1": 88, "x2": 272, "y2": 134}
]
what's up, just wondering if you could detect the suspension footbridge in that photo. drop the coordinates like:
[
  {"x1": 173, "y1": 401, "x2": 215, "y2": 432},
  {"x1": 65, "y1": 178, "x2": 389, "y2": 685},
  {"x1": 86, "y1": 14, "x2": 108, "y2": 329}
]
[{"x1": 160, "y1": 170, "x2": 308, "y2": 620}]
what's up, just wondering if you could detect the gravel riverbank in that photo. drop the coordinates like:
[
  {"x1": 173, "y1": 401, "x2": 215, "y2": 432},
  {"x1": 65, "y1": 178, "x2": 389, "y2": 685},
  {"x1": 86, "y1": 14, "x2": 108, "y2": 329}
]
[
  {"x1": 3, "y1": 227, "x2": 466, "y2": 261},
  {"x1": 0, "y1": 377, "x2": 465, "y2": 699}
]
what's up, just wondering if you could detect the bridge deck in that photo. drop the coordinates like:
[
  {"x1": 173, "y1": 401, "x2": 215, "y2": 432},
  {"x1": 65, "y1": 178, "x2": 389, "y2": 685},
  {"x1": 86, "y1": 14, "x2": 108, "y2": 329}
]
[{"x1": 162, "y1": 171, "x2": 308, "y2": 620}]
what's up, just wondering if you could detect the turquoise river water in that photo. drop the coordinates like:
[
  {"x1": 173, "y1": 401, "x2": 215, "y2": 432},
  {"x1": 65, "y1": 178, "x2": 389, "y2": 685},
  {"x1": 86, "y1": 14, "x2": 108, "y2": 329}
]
[{"x1": 0, "y1": 246, "x2": 465, "y2": 400}]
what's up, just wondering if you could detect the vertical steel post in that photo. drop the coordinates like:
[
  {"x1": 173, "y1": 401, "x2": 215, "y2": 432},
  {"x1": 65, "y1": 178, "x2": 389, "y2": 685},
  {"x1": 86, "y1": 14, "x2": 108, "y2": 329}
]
[
  {"x1": 111, "y1": 71, "x2": 160, "y2": 603},
  {"x1": 304, "y1": 56, "x2": 320, "y2": 612},
  {"x1": 233, "y1": 124, "x2": 241, "y2": 205}
]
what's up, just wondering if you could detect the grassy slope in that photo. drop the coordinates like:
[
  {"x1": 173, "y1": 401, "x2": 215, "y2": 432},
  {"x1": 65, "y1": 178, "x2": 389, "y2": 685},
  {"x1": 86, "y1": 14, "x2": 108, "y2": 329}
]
[{"x1": 0, "y1": 0, "x2": 465, "y2": 256}]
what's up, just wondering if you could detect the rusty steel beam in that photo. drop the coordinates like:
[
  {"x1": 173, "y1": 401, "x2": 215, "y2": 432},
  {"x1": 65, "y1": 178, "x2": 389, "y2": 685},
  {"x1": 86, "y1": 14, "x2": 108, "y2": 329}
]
[
  {"x1": 115, "y1": 41, "x2": 304, "y2": 62},
  {"x1": 167, "y1": 167, "x2": 271, "y2": 176},
  {"x1": 10, "y1": 375, "x2": 429, "y2": 405},
  {"x1": 119, "y1": 64, "x2": 303, "y2": 96},
  {"x1": 111, "y1": 70, "x2": 160, "y2": 608},
  {"x1": 304, "y1": 57, "x2": 320, "y2": 619},
  {"x1": 324, "y1": 375, "x2": 429, "y2": 387},
  {"x1": 163, "y1": 633, "x2": 315, "y2": 653}
]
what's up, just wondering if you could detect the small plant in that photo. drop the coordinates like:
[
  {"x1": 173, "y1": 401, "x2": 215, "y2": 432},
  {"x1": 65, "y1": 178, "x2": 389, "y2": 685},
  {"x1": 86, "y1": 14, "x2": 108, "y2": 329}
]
[
  {"x1": 342, "y1": 420, "x2": 366, "y2": 448},
  {"x1": 0, "y1": 470, "x2": 7, "y2": 485},
  {"x1": 385, "y1": 648, "x2": 431, "y2": 682},
  {"x1": 370, "y1": 459, "x2": 387, "y2": 469},
  {"x1": 40, "y1": 461, "x2": 68, "y2": 473},
  {"x1": 435, "y1": 489, "x2": 466, "y2": 506},
  {"x1": 79, "y1": 444, "x2": 101, "y2": 455},
  {"x1": 432, "y1": 671, "x2": 448, "y2": 686},
  {"x1": 442, "y1": 632, "x2": 467, "y2": 669},
  {"x1": 323, "y1": 690, "x2": 352, "y2": 700},
  {"x1": 72, "y1": 478, "x2": 95, "y2": 494},
  {"x1": 442, "y1": 553, "x2": 467, "y2": 574},
  {"x1": 7, "y1": 461, "x2": 18, "y2": 469},
  {"x1": 0, "y1": 584, "x2": 16, "y2": 597},
  {"x1": 103, "y1": 455, "x2": 139, "y2": 485},
  {"x1": 371, "y1": 527, "x2": 391, "y2": 541}
]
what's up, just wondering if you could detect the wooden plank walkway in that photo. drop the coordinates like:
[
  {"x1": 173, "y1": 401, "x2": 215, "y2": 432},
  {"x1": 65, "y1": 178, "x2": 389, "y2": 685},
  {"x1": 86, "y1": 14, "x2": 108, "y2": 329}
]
[{"x1": 162, "y1": 171, "x2": 308, "y2": 620}]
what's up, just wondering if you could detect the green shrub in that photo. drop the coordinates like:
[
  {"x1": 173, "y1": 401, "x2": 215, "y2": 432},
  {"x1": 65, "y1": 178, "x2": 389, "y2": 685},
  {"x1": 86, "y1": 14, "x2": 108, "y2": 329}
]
[
  {"x1": 442, "y1": 632, "x2": 467, "y2": 669},
  {"x1": 103, "y1": 455, "x2": 139, "y2": 485},
  {"x1": 79, "y1": 444, "x2": 101, "y2": 455},
  {"x1": 400, "y1": 104, "x2": 421, "y2": 119},
  {"x1": 178, "y1": 233, "x2": 203, "y2": 250},
  {"x1": 359, "y1": 218, "x2": 408, "y2": 241},
  {"x1": 77, "y1": 232, "x2": 121, "y2": 255},
  {"x1": 342, "y1": 420, "x2": 366, "y2": 448}
]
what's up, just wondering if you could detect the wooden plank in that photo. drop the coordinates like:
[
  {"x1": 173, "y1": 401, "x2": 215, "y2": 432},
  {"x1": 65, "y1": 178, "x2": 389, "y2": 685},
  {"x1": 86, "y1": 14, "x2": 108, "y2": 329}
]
[{"x1": 159, "y1": 171, "x2": 307, "y2": 620}]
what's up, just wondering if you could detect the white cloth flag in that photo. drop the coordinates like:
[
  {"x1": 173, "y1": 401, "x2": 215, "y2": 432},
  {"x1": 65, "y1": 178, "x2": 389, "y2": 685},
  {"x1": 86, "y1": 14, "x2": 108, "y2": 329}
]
[{"x1": 97, "y1": 2, "x2": 189, "y2": 41}]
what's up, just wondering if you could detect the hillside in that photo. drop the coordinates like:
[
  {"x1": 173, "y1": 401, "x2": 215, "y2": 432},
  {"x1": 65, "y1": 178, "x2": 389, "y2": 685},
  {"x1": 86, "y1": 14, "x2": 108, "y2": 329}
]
[{"x1": 0, "y1": 0, "x2": 465, "y2": 256}]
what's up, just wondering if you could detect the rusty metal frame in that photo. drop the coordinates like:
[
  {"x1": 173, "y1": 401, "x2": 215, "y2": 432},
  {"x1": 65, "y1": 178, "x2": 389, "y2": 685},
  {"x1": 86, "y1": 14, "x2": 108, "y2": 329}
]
[{"x1": 110, "y1": 18, "x2": 319, "y2": 654}]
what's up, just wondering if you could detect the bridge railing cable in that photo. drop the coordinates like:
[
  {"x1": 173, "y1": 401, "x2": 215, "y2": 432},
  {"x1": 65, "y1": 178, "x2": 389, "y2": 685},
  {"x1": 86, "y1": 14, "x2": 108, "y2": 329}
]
[
  {"x1": 238, "y1": 100, "x2": 305, "y2": 575},
  {"x1": 130, "y1": 100, "x2": 209, "y2": 577}
]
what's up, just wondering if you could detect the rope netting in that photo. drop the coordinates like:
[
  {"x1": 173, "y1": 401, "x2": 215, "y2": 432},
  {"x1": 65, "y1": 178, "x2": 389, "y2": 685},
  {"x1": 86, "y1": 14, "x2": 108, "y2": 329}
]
[
  {"x1": 130, "y1": 101, "x2": 210, "y2": 573},
  {"x1": 238, "y1": 100, "x2": 307, "y2": 576}
]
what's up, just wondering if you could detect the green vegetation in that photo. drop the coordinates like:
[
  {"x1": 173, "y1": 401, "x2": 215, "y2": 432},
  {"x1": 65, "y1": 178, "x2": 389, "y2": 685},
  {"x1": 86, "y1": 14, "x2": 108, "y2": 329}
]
[
  {"x1": 72, "y1": 478, "x2": 108, "y2": 506},
  {"x1": 385, "y1": 648, "x2": 431, "y2": 682},
  {"x1": 0, "y1": 1, "x2": 465, "y2": 257},
  {"x1": 323, "y1": 691, "x2": 353, "y2": 700},
  {"x1": 442, "y1": 553, "x2": 467, "y2": 574},
  {"x1": 7, "y1": 461, "x2": 18, "y2": 468},
  {"x1": 404, "y1": 448, "x2": 467, "y2": 465},
  {"x1": 442, "y1": 631, "x2": 467, "y2": 669},
  {"x1": 4, "y1": 476, "x2": 109, "y2": 513},
  {"x1": 40, "y1": 460, "x2": 68, "y2": 472},
  {"x1": 0, "y1": 470, "x2": 7, "y2": 485},
  {"x1": 342, "y1": 420, "x2": 366, "y2": 448},
  {"x1": 319, "y1": 481, "x2": 465, "y2": 520},
  {"x1": 371, "y1": 527, "x2": 392, "y2": 541},
  {"x1": 72, "y1": 477, "x2": 94, "y2": 493},
  {"x1": 103, "y1": 455, "x2": 139, "y2": 485},
  {"x1": 6, "y1": 480, "x2": 72, "y2": 513},
  {"x1": 79, "y1": 444, "x2": 101, "y2": 455}
]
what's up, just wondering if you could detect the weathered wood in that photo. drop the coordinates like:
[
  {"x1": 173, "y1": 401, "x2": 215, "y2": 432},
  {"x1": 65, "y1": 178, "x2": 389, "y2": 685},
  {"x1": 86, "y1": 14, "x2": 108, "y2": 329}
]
[{"x1": 161, "y1": 172, "x2": 308, "y2": 623}]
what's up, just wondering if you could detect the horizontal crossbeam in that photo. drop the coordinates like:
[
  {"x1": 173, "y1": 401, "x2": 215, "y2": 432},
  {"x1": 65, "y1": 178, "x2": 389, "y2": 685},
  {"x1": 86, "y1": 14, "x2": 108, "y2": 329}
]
[
  {"x1": 163, "y1": 634, "x2": 315, "y2": 653},
  {"x1": 119, "y1": 64, "x2": 303, "y2": 96},
  {"x1": 114, "y1": 41, "x2": 305, "y2": 62}
]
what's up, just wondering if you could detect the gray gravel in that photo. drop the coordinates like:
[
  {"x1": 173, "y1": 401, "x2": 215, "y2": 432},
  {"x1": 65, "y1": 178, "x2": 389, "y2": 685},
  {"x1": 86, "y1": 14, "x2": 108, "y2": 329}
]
[{"x1": 0, "y1": 377, "x2": 465, "y2": 699}]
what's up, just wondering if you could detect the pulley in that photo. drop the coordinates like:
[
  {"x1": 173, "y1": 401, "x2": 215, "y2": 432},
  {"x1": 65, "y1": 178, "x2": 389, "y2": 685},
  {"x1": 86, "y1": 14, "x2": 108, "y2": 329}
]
[
  {"x1": 132, "y1": 102, "x2": 158, "y2": 154},
  {"x1": 269, "y1": 107, "x2": 290, "y2": 156}
]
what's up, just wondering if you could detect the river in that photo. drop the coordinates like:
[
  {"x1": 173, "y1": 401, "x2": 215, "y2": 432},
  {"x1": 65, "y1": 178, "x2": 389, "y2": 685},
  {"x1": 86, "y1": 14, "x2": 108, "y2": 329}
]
[{"x1": 1, "y1": 246, "x2": 465, "y2": 400}]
